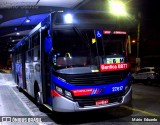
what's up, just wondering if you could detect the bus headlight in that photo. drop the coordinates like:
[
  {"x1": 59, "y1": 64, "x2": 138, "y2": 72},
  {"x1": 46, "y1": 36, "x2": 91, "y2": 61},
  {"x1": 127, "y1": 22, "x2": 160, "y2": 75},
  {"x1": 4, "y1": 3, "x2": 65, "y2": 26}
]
[
  {"x1": 55, "y1": 85, "x2": 73, "y2": 100},
  {"x1": 55, "y1": 86, "x2": 63, "y2": 94},
  {"x1": 65, "y1": 90, "x2": 72, "y2": 99}
]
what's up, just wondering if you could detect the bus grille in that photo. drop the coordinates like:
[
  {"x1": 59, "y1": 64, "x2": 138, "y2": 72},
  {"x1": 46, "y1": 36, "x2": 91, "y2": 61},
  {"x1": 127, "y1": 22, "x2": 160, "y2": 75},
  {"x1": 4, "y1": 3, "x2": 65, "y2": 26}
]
[
  {"x1": 74, "y1": 92, "x2": 125, "y2": 107},
  {"x1": 68, "y1": 70, "x2": 129, "y2": 86}
]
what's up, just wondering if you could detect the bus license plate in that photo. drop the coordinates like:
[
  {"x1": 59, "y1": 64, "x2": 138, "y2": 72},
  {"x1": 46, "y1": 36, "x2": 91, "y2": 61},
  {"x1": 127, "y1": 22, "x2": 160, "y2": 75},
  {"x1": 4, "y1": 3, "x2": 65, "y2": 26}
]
[{"x1": 95, "y1": 99, "x2": 109, "y2": 105}]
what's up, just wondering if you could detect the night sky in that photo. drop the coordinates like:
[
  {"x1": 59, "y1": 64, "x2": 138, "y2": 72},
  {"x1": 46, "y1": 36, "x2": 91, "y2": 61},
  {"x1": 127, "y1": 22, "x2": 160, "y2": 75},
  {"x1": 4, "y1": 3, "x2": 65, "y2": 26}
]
[
  {"x1": 137, "y1": 0, "x2": 160, "y2": 57},
  {"x1": 139, "y1": 0, "x2": 160, "y2": 39}
]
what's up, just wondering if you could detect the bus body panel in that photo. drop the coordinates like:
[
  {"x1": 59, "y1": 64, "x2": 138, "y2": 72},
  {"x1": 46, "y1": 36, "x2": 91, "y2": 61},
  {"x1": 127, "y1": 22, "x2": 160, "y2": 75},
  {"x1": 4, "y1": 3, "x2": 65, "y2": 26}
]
[
  {"x1": 52, "y1": 73, "x2": 131, "y2": 93},
  {"x1": 50, "y1": 72, "x2": 131, "y2": 112},
  {"x1": 25, "y1": 61, "x2": 42, "y2": 97},
  {"x1": 51, "y1": 87, "x2": 132, "y2": 112}
]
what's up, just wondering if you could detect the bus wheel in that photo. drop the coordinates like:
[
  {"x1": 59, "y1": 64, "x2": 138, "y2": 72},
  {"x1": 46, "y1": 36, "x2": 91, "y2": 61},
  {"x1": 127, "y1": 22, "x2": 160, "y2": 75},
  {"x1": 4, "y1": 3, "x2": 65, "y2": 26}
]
[{"x1": 35, "y1": 87, "x2": 43, "y2": 111}]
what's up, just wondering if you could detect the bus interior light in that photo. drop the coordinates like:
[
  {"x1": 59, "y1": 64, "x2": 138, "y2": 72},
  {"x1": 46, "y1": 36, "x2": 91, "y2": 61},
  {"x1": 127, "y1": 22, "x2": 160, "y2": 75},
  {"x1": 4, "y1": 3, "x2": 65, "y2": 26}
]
[
  {"x1": 16, "y1": 32, "x2": 20, "y2": 35},
  {"x1": 64, "y1": 13, "x2": 73, "y2": 24}
]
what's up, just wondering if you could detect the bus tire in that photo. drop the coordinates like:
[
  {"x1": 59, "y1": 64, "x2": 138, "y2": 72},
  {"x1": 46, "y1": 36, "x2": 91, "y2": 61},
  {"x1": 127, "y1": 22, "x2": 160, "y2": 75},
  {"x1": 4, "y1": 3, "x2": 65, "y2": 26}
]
[{"x1": 34, "y1": 85, "x2": 43, "y2": 111}]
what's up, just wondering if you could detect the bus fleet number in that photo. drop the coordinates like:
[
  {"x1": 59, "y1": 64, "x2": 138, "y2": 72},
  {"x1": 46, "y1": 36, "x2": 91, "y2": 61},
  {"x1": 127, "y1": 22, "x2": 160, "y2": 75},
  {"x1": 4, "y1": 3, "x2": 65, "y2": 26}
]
[{"x1": 112, "y1": 86, "x2": 123, "y2": 92}]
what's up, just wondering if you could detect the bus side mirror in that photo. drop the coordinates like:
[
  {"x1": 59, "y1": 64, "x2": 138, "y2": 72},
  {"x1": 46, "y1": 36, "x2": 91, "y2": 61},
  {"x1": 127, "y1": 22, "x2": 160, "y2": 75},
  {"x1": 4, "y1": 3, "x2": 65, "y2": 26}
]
[{"x1": 44, "y1": 37, "x2": 52, "y2": 54}]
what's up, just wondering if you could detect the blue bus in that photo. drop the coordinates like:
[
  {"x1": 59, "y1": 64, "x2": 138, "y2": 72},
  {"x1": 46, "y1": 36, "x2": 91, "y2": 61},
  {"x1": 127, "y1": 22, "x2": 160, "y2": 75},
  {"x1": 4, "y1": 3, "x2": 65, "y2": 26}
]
[{"x1": 12, "y1": 11, "x2": 132, "y2": 112}]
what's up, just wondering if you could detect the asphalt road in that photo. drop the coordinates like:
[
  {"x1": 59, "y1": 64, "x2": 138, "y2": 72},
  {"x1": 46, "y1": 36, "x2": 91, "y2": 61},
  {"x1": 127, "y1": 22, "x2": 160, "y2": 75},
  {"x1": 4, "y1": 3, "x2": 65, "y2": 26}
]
[{"x1": 0, "y1": 73, "x2": 160, "y2": 125}]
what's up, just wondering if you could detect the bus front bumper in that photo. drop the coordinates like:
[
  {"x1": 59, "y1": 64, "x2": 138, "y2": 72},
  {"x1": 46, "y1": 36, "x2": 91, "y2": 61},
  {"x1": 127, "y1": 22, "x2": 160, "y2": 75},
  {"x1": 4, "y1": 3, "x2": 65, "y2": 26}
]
[{"x1": 52, "y1": 87, "x2": 132, "y2": 112}]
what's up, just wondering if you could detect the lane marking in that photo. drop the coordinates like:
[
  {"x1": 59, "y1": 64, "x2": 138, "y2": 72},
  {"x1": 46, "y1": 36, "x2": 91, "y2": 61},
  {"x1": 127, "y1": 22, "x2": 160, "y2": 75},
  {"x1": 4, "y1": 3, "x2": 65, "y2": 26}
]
[{"x1": 122, "y1": 106, "x2": 160, "y2": 117}]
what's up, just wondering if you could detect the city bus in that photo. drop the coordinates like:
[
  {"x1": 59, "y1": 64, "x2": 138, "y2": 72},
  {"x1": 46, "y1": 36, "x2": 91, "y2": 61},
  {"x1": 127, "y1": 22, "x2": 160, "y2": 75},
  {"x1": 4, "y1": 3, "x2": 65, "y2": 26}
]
[{"x1": 12, "y1": 11, "x2": 132, "y2": 112}]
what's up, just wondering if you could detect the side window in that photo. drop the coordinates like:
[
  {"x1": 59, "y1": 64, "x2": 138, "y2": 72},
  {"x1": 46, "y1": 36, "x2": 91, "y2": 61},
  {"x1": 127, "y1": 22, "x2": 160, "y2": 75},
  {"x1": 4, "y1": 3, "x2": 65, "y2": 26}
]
[
  {"x1": 146, "y1": 69, "x2": 150, "y2": 72},
  {"x1": 138, "y1": 69, "x2": 145, "y2": 73},
  {"x1": 26, "y1": 50, "x2": 32, "y2": 63},
  {"x1": 16, "y1": 46, "x2": 22, "y2": 63},
  {"x1": 33, "y1": 47, "x2": 40, "y2": 61},
  {"x1": 139, "y1": 69, "x2": 150, "y2": 73},
  {"x1": 29, "y1": 38, "x2": 32, "y2": 49},
  {"x1": 25, "y1": 40, "x2": 29, "y2": 51},
  {"x1": 137, "y1": 69, "x2": 142, "y2": 73},
  {"x1": 33, "y1": 33, "x2": 40, "y2": 47},
  {"x1": 32, "y1": 33, "x2": 40, "y2": 61},
  {"x1": 16, "y1": 55, "x2": 19, "y2": 63}
]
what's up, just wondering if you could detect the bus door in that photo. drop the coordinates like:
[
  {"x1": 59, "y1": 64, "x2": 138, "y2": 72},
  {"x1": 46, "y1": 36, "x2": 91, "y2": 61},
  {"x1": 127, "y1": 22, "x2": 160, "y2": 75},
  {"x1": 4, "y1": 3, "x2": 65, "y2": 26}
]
[
  {"x1": 41, "y1": 27, "x2": 52, "y2": 106},
  {"x1": 22, "y1": 44, "x2": 27, "y2": 89},
  {"x1": 12, "y1": 52, "x2": 16, "y2": 83}
]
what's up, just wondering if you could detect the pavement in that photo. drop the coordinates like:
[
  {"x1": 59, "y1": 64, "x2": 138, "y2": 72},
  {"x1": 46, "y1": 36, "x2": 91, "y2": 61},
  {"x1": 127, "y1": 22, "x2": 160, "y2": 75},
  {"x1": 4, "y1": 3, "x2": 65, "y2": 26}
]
[{"x1": 0, "y1": 73, "x2": 54, "y2": 125}]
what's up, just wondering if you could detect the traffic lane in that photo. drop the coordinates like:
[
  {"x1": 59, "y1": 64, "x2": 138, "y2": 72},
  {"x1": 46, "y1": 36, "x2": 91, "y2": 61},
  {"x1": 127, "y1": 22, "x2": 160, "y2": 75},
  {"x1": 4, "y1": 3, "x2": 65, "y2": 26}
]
[
  {"x1": 48, "y1": 107, "x2": 133, "y2": 124},
  {"x1": 132, "y1": 83, "x2": 160, "y2": 116},
  {"x1": 48, "y1": 107, "x2": 159, "y2": 125},
  {"x1": 47, "y1": 84, "x2": 160, "y2": 125}
]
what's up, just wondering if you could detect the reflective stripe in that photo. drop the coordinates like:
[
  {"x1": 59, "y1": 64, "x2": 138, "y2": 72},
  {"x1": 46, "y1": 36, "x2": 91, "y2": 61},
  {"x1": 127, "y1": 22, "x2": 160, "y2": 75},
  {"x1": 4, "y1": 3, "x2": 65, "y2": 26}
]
[
  {"x1": 51, "y1": 90, "x2": 61, "y2": 97},
  {"x1": 71, "y1": 88, "x2": 93, "y2": 96}
]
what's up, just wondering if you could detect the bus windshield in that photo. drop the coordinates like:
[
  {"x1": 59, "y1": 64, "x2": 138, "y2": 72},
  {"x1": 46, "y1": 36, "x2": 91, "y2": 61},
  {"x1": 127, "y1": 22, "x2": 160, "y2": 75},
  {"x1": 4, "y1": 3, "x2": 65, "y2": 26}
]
[{"x1": 52, "y1": 28, "x2": 127, "y2": 74}]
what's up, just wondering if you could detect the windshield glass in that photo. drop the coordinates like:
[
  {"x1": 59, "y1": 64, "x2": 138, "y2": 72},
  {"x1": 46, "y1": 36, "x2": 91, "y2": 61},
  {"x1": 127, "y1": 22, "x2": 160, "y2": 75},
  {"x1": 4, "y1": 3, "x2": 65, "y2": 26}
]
[
  {"x1": 81, "y1": 29, "x2": 126, "y2": 56},
  {"x1": 52, "y1": 28, "x2": 127, "y2": 74}
]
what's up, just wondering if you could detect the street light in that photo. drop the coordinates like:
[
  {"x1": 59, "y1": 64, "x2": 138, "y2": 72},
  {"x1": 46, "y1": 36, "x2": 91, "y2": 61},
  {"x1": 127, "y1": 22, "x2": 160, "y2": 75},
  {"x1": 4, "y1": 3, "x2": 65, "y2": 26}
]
[
  {"x1": 136, "y1": 12, "x2": 141, "y2": 71},
  {"x1": 132, "y1": 40, "x2": 136, "y2": 43},
  {"x1": 109, "y1": 0, "x2": 128, "y2": 17},
  {"x1": 108, "y1": 0, "x2": 128, "y2": 29}
]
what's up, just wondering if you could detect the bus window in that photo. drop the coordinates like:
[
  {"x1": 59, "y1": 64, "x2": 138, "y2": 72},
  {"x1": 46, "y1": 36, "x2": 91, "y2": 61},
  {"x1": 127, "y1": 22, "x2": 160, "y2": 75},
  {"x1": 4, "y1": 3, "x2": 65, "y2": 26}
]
[
  {"x1": 25, "y1": 40, "x2": 29, "y2": 51},
  {"x1": 32, "y1": 33, "x2": 40, "y2": 61},
  {"x1": 26, "y1": 50, "x2": 32, "y2": 63},
  {"x1": 33, "y1": 33, "x2": 40, "y2": 47},
  {"x1": 33, "y1": 47, "x2": 40, "y2": 61}
]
